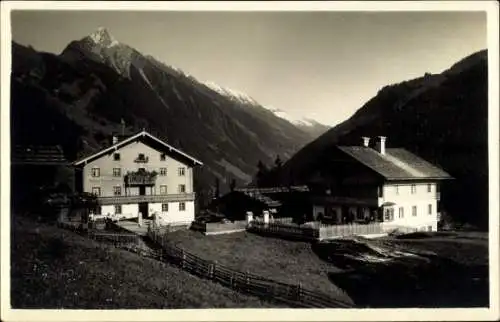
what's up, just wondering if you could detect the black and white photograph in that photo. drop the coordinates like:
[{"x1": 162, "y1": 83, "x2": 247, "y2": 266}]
[{"x1": 1, "y1": 1, "x2": 499, "y2": 321}]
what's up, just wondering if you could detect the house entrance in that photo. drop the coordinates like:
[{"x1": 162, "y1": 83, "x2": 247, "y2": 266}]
[
  {"x1": 139, "y1": 202, "x2": 148, "y2": 219},
  {"x1": 139, "y1": 186, "x2": 146, "y2": 196}
]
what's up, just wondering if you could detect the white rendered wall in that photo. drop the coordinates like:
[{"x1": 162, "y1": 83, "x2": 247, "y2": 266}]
[
  {"x1": 150, "y1": 201, "x2": 195, "y2": 225},
  {"x1": 381, "y1": 183, "x2": 438, "y2": 231}
]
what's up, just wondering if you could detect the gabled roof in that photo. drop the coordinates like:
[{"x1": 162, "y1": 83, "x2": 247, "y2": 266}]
[
  {"x1": 73, "y1": 130, "x2": 203, "y2": 167},
  {"x1": 337, "y1": 146, "x2": 453, "y2": 181},
  {"x1": 12, "y1": 145, "x2": 68, "y2": 165}
]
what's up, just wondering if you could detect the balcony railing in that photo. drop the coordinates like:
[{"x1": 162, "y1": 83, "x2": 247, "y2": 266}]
[
  {"x1": 97, "y1": 193, "x2": 196, "y2": 205},
  {"x1": 125, "y1": 170, "x2": 157, "y2": 186}
]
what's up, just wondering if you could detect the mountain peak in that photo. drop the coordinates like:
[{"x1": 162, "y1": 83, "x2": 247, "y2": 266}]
[{"x1": 88, "y1": 27, "x2": 118, "y2": 47}]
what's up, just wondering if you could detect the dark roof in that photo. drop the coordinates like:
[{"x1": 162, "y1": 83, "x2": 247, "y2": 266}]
[
  {"x1": 337, "y1": 146, "x2": 453, "y2": 180},
  {"x1": 12, "y1": 145, "x2": 68, "y2": 165},
  {"x1": 234, "y1": 186, "x2": 309, "y2": 194},
  {"x1": 74, "y1": 130, "x2": 203, "y2": 167},
  {"x1": 229, "y1": 190, "x2": 282, "y2": 208}
]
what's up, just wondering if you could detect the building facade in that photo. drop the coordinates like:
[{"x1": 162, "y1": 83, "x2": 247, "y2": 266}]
[
  {"x1": 12, "y1": 144, "x2": 74, "y2": 213},
  {"x1": 73, "y1": 131, "x2": 203, "y2": 224},
  {"x1": 311, "y1": 136, "x2": 452, "y2": 232}
]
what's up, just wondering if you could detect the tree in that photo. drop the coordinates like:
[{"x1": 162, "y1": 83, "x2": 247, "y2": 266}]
[
  {"x1": 256, "y1": 160, "x2": 269, "y2": 187},
  {"x1": 214, "y1": 177, "x2": 220, "y2": 199},
  {"x1": 274, "y1": 155, "x2": 283, "y2": 169},
  {"x1": 271, "y1": 155, "x2": 283, "y2": 186}
]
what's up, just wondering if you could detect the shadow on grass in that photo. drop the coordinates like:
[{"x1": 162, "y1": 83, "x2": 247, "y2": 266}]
[{"x1": 312, "y1": 241, "x2": 489, "y2": 308}]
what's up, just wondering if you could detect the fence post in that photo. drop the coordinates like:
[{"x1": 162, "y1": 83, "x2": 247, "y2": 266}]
[
  {"x1": 230, "y1": 273, "x2": 234, "y2": 289},
  {"x1": 209, "y1": 262, "x2": 215, "y2": 280},
  {"x1": 297, "y1": 282, "x2": 302, "y2": 301},
  {"x1": 246, "y1": 271, "x2": 250, "y2": 292},
  {"x1": 181, "y1": 249, "x2": 186, "y2": 269},
  {"x1": 212, "y1": 261, "x2": 217, "y2": 280}
]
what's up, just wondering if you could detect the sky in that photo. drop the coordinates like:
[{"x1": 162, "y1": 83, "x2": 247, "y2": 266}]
[{"x1": 10, "y1": 9, "x2": 487, "y2": 126}]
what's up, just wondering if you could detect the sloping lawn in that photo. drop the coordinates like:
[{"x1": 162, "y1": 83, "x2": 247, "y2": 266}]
[
  {"x1": 164, "y1": 229, "x2": 353, "y2": 305},
  {"x1": 10, "y1": 217, "x2": 283, "y2": 308}
]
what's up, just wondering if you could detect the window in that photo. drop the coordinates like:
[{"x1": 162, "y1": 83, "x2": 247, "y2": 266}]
[
  {"x1": 135, "y1": 153, "x2": 148, "y2": 163},
  {"x1": 113, "y1": 168, "x2": 121, "y2": 177},
  {"x1": 113, "y1": 153, "x2": 120, "y2": 161},
  {"x1": 428, "y1": 226, "x2": 433, "y2": 232},
  {"x1": 161, "y1": 203, "x2": 169, "y2": 212},
  {"x1": 427, "y1": 183, "x2": 432, "y2": 193},
  {"x1": 178, "y1": 167, "x2": 186, "y2": 176},
  {"x1": 179, "y1": 202, "x2": 186, "y2": 211},
  {"x1": 115, "y1": 205, "x2": 122, "y2": 214},
  {"x1": 160, "y1": 168, "x2": 167, "y2": 176},
  {"x1": 160, "y1": 153, "x2": 166, "y2": 161},
  {"x1": 428, "y1": 204, "x2": 432, "y2": 215},
  {"x1": 113, "y1": 186, "x2": 122, "y2": 196},
  {"x1": 412, "y1": 206, "x2": 417, "y2": 217},
  {"x1": 91, "y1": 167, "x2": 100, "y2": 177},
  {"x1": 384, "y1": 208, "x2": 394, "y2": 221},
  {"x1": 178, "y1": 184, "x2": 186, "y2": 193},
  {"x1": 160, "y1": 185, "x2": 167, "y2": 194},
  {"x1": 91, "y1": 187, "x2": 101, "y2": 196},
  {"x1": 411, "y1": 184, "x2": 417, "y2": 194},
  {"x1": 399, "y1": 207, "x2": 404, "y2": 219},
  {"x1": 138, "y1": 167, "x2": 146, "y2": 172},
  {"x1": 395, "y1": 185, "x2": 399, "y2": 195}
]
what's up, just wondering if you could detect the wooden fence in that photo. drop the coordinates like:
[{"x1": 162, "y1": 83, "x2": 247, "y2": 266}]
[
  {"x1": 58, "y1": 220, "x2": 140, "y2": 247},
  {"x1": 87, "y1": 231, "x2": 140, "y2": 246},
  {"x1": 318, "y1": 223, "x2": 385, "y2": 239},
  {"x1": 247, "y1": 219, "x2": 421, "y2": 241},
  {"x1": 248, "y1": 220, "x2": 319, "y2": 241},
  {"x1": 147, "y1": 227, "x2": 353, "y2": 308},
  {"x1": 191, "y1": 220, "x2": 247, "y2": 235}
]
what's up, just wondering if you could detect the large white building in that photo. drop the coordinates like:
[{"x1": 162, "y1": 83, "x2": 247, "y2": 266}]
[
  {"x1": 73, "y1": 130, "x2": 203, "y2": 225},
  {"x1": 311, "y1": 136, "x2": 453, "y2": 232}
]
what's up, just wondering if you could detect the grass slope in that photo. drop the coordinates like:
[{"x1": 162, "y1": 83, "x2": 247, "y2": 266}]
[
  {"x1": 164, "y1": 229, "x2": 354, "y2": 305},
  {"x1": 11, "y1": 217, "x2": 282, "y2": 308}
]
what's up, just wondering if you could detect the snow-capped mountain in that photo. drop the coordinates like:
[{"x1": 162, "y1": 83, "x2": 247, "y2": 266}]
[
  {"x1": 203, "y1": 81, "x2": 329, "y2": 132},
  {"x1": 88, "y1": 27, "x2": 119, "y2": 48},
  {"x1": 204, "y1": 81, "x2": 258, "y2": 105},
  {"x1": 62, "y1": 27, "x2": 137, "y2": 78},
  {"x1": 69, "y1": 27, "x2": 329, "y2": 134}
]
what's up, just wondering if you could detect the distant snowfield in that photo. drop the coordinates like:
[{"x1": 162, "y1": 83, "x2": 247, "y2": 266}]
[{"x1": 203, "y1": 81, "x2": 326, "y2": 127}]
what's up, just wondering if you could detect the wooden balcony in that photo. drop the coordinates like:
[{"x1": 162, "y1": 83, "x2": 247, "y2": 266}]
[
  {"x1": 125, "y1": 169, "x2": 157, "y2": 186},
  {"x1": 97, "y1": 193, "x2": 196, "y2": 205}
]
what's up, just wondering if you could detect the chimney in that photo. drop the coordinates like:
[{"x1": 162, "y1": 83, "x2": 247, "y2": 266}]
[
  {"x1": 362, "y1": 137, "x2": 370, "y2": 147},
  {"x1": 376, "y1": 136, "x2": 387, "y2": 155}
]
